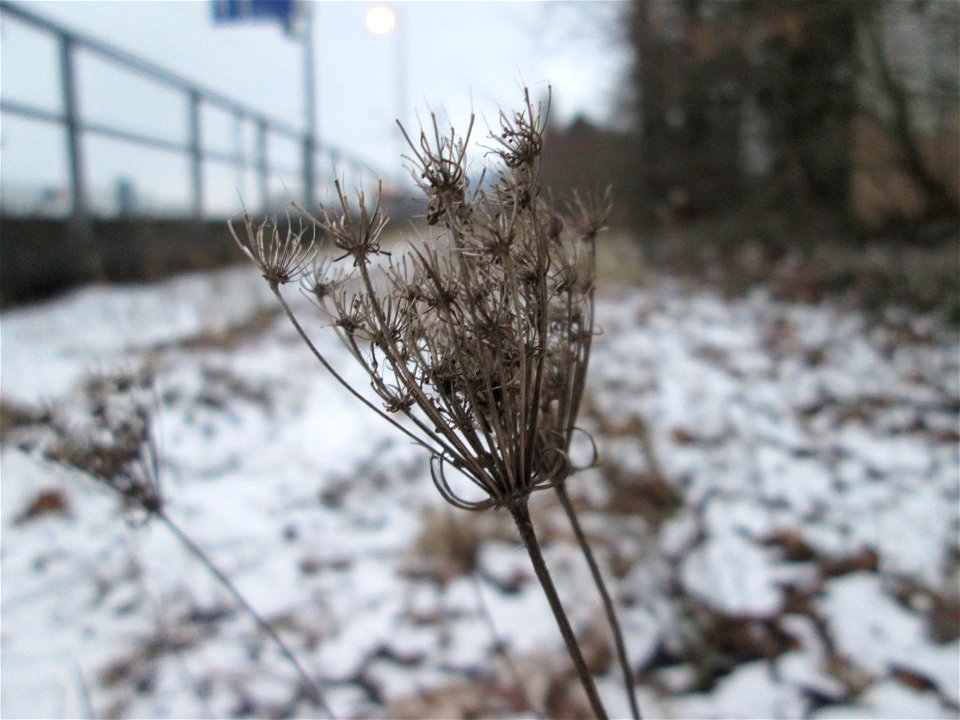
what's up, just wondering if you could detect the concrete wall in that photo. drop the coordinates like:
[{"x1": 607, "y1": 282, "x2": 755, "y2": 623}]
[{"x1": 1, "y1": 217, "x2": 242, "y2": 306}]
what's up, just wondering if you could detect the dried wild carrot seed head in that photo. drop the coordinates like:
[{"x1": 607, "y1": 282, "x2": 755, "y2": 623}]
[
  {"x1": 229, "y1": 213, "x2": 319, "y2": 287},
  {"x1": 236, "y1": 87, "x2": 611, "y2": 513}
]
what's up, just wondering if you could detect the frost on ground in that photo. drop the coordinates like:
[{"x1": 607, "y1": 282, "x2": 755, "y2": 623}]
[{"x1": 1, "y1": 265, "x2": 958, "y2": 719}]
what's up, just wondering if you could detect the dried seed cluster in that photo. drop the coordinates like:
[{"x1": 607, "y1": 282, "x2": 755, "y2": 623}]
[
  {"x1": 233, "y1": 88, "x2": 610, "y2": 512},
  {"x1": 47, "y1": 371, "x2": 164, "y2": 517}
]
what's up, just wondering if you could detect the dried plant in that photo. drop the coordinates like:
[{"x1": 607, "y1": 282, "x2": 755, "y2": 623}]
[
  {"x1": 49, "y1": 371, "x2": 333, "y2": 718},
  {"x1": 233, "y1": 88, "x2": 639, "y2": 719}
]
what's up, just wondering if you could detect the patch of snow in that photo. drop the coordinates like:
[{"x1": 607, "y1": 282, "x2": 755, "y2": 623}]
[
  {"x1": 819, "y1": 573, "x2": 960, "y2": 701},
  {"x1": 835, "y1": 423, "x2": 933, "y2": 476},
  {"x1": 681, "y1": 533, "x2": 783, "y2": 618},
  {"x1": 671, "y1": 659, "x2": 809, "y2": 719},
  {"x1": 754, "y1": 446, "x2": 834, "y2": 519},
  {"x1": 777, "y1": 650, "x2": 848, "y2": 702},
  {"x1": 813, "y1": 680, "x2": 955, "y2": 719},
  {"x1": 3, "y1": 267, "x2": 957, "y2": 718}
]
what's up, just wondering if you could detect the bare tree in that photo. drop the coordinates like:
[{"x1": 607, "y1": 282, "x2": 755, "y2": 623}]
[{"x1": 854, "y1": 0, "x2": 960, "y2": 224}]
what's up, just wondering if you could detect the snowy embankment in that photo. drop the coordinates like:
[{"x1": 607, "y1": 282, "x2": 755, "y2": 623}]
[{"x1": 1, "y1": 265, "x2": 957, "y2": 719}]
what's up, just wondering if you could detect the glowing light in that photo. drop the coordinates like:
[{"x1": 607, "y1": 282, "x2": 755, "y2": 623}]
[{"x1": 365, "y1": 5, "x2": 397, "y2": 35}]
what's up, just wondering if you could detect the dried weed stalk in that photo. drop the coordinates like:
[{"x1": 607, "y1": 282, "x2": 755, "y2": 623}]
[
  {"x1": 49, "y1": 371, "x2": 332, "y2": 718},
  {"x1": 233, "y1": 88, "x2": 638, "y2": 719}
]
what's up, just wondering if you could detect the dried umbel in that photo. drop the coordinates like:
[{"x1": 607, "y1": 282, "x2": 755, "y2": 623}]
[
  {"x1": 233, "y1": 88, "x2": 637, "y2": 720},
  {"x1": 229, "y1": 213, "x2": 319, "y2": 288},
  {"x1": 235, "y1": 91, "x2": 606, "y2": 514},
  {"x1": 47, "y1": 370, "x2": 164, "y2": 518}
]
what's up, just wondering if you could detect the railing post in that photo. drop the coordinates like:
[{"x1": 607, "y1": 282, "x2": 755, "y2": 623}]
[
  {"x1": 301, "y1": 1, "x2": 317, "y2": 208},
  {"x1": 188, "y1": 90, "x2": 203, "y2": 221},
  {"x1": 232, "y1": 109, "x2": 245, "y2": 201},
  {"x1": 257, "y1": 119, "x2": 269, "y2": 214},
  {"x1": 303, "y1": 135, "x2": 315, "y2": 210},
  {"x1": 59, "y1": 33, "x2": 91, "y2": 243}
]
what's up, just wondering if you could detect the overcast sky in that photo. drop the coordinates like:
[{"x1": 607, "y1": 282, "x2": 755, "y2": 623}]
[{"x1": 1, "y1": 0, "x2": 630, "y2": 216}]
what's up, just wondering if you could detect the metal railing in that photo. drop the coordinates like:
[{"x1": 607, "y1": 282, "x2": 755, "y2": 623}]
[{"x1": 0, "y1": 0, "x2": 382, "y2": 226}]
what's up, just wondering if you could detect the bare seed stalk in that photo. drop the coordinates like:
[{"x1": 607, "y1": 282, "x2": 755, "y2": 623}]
[
  {"x1": 233, "y1": 87, "x2": 637, "y2": 720},
  {"x1": 555, "y1": 191, "x2": 641, "y2": 720},
  {"x1": 554, "y1": 482, "x2": 642, "y2": 720},
  {"x1": 157, "y1": 511, "x2": 332, "y2": 716},
  {"x1": 50, "y1": 380, "x2": 334, "y2": 719},
  {"x1": 443, "y1": 505, "x2": 545, "y2": 718},
  {"x1": 508, "y1": 501, "x2": 608, "y2": 720}
]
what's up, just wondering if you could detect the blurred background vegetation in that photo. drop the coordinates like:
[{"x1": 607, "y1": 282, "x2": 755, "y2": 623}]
[{"x1": 541, "y1": 0, "x2": 959, "y2": 320}]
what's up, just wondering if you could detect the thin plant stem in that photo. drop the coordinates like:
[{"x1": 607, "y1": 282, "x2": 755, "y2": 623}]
[
  {"x1": 157, "y1": 511, "x2": 334, "y2": 719},
  {"x1": 508, "y1": 501, "x2": 608, "y2": 720},
  {"x1": 444, "y1": 507, "x2": 544, "y2": 718},
  {"x1": 554, "y1": 481, "x2": 641, "y2": 720},
  {"x1": 466, "y1": 569, "x2": 545, "y2": 718},
  {"x1": 72, "y1": 659, "x2": 96, "y2": 720},
  {"x1": 272, "y1": 285, "x2": 441, "y2": 455}
]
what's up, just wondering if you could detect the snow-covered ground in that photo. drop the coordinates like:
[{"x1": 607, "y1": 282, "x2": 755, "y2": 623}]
[{"x1": 2, "y1": 264, "x2": 958, "y2": 719}]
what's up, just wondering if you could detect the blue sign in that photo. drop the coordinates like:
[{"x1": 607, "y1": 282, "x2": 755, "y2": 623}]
[{"x1": 212, "y1": 0, "x2": 296, "y2": 24}]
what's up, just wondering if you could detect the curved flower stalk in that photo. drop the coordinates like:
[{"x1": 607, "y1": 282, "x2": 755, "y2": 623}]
[{"x1": 232, "y1": 88, "x2": 639, "y2": 720}]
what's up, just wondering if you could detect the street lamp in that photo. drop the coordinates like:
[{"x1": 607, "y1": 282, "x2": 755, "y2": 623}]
[
  {"x1": 302, "y1": 1, "x2": 318, "y2": 207},
  {"x1": 365, "y1": 4, "x2": 407, "y2": 173},
  {"x1": 364, "y1": 5, "x2": 396, "y2": 35}
]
